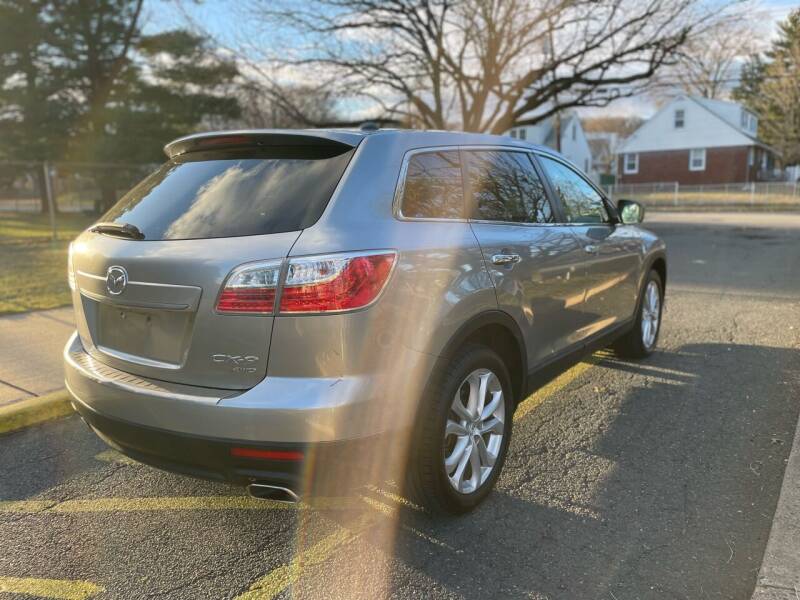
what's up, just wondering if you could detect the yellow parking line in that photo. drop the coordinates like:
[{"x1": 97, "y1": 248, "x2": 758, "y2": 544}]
[
  {"x1": 0, "y1": 577, "x2": 103, "y2": 600},
  {"x1": 0, "y1": 496, "x2": 294, "y2": 514},
  {"x1": 235, "y1": 514, "x2": 375, "y2": 600},
  {"x1": 514, "y1": 357, "x2": 599, "y2": 422},
  {"x1": 93, "y1": 449, "x2": 138, "y2": 465},
  {"x1": 0, "y1": 358, "x2": 599, "y2": 599},
  {"x1": 234, "y1": 356, "x2": 601, "y2": 598}
]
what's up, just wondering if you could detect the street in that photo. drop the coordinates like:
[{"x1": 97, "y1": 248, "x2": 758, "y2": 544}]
[{"x1": 1, "y1": 212, "x2": 799, "y2": 599}]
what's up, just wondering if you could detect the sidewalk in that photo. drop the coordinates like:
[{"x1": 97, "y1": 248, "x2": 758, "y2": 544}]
[
  {"x1": 752, "y1": 409, "x2": 800, "y2": 599},
  {"x1": 0, "y1": 307, "x2": 74, "y2": 407}
]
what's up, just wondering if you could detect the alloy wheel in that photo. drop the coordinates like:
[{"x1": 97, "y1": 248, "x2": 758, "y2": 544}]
[
  {"x1": 641, "y1": 280, "x2": 661, "y2": 349},
  {"x1": 444, "y1": 368, "x2": 505, "y2": 494}
]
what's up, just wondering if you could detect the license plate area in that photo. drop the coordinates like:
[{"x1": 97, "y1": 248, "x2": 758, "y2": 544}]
[{"x1": 97, "y1": 303, "x2": 194, "y2": 368}]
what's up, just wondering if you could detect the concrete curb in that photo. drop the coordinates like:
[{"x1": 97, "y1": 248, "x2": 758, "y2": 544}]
[
  {"x1": 0, "y1": 389, "x2": 73, "y2": 435},
  {"x1": 751, "y1": 407, "x2": 800, "y2": 599}
]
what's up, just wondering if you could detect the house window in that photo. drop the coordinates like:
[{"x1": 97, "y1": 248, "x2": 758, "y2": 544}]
[
  {"x1": 572, "y1": 123, "x2": 577, "y2": 141},
  {"x1": 509, "y1": 129, "x2": 517, "y2": 139},
  {"x1": 623, "y1": 153, "x2": 639, "y2": 174},
  {"x1": 674, "y1": 109, "x2": 685, "y2": 129},
  {"x1": 689, "y1": 148, "x2": 706, "y2": 171},
  {"x1": 748, "y1": 148, "x2": 755, "y2": 167},
  {"x1": 518, "y1": 128, "x2": 527, "y2": 141}
]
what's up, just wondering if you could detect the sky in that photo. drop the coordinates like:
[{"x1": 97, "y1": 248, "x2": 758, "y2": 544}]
[{"x1": 144, "y1": 0, "x2": 799, "y2": 121}]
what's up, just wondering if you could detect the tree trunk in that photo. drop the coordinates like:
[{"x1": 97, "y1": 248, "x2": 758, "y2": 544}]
[{"x1": 36, "y1": 165, "x2": 50, "y2": 214}]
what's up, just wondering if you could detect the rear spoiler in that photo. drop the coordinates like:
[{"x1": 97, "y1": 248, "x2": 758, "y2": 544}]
[{"x1": 164, "y1": 130, "x2": 364, "y2": 159}]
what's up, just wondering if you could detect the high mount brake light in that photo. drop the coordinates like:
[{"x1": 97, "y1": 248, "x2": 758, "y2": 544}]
[
  {"x1": 279, "y1": 251, "x2": 397, "y2": 313},
  {"x1": 215, "y1": 260, "x2": 282, "y2": 314}
]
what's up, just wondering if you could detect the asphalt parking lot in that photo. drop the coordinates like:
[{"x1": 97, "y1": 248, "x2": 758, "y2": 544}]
[{"x1": 1, "y1": 212, "x2": 799, "y2": 600}]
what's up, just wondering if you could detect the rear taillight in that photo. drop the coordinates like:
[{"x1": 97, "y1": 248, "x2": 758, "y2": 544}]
[
  {"x1": 215, "y1": 260, "x2": 282, "y2": 314},
  {"x1": 217, "y1": 251, "x2": 396, "y2": 316},
  {"x1": 280, "y1": 251, "x2": 396, "y2": 313}
]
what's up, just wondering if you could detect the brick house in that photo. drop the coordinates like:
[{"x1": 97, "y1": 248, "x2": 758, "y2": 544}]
[{"x1": 616, "y1": 96, "x2": 778, "y2": 184}]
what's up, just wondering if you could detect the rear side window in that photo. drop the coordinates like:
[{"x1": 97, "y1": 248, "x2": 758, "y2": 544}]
[
  {"x1": 400, "y1": 151, "x2": 464, "y2": 219},
  {"x1": 101, "y1": 146, "x2": 355, "y2": 240},
  {"x1": 465, "y1": 150, "x2": 553, "y2": 224}
]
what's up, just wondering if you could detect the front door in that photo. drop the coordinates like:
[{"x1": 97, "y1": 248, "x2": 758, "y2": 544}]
[
  {"x1": 536, "y1": 154, "x2": 641, "y2": 340},
  {"x1": 464, "y1": 149, "x2": 589, "y2": 369}
]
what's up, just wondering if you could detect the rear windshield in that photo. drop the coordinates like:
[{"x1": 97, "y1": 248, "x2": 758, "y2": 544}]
[{"x1": 100, "y1": 146, "x2": 355, "y2": 240}]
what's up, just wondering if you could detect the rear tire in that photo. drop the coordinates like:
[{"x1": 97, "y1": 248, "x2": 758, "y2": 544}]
[
  {"x1": 405, "y1": 344, "x2": 513, "y2": 515},
  {"x1": 613, "y1": 269, "x2": 663, "y2": 359}
]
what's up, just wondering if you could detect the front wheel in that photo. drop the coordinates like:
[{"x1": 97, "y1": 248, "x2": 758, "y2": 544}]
[
  {"x1": 405, "y1": 344, "x2": 513, "y2": 514},
  {"x1": 614, "y1": 269, "x2": 664, "y2": 358}
]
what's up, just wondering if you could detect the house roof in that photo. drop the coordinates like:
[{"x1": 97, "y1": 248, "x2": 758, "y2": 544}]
[{"x1": 618, "y1": 95, "x2": 771, "y2": 155}]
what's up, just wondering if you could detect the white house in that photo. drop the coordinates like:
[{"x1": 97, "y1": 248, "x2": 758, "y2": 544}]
[
  {"x1": 616, "y1": 95, "x2": 777, "y2": 184},
  {"x1": 506, "y1": 112, "x2": 595, "y2": 179}
]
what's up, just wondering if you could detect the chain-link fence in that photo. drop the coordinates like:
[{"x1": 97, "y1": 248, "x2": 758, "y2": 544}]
[
  {"x1": 0, "y1": 161, "x2": 154, "y2": 214},
  {"x1": 606, "y1": 181, "x2": 800, "y2": 210}
]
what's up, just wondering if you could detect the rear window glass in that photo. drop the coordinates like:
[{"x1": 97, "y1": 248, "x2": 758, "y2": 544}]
[
  {"x1": 100, "y1": 146, "x2": 355, "y2": 240},
  {"x1": 400, "y1": 151, "x2": 464, "y2": 219}
]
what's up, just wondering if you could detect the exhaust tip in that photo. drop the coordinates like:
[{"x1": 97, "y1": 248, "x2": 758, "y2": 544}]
[{"x1": 247, "y1": 483, "x2": 300, "y2": 504}]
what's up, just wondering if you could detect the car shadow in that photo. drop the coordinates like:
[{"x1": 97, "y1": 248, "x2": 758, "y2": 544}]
[{"x1": 318, "y1": 342, "x2": 799, "y2": 599}]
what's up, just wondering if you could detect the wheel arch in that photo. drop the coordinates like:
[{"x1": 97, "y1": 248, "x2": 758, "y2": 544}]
[
  {"x1": 649, "y1": 254, "x2": 667, "y2": 291},
  {"x1": 434, "y1": 310, "x2": 528, "y2": 405}
]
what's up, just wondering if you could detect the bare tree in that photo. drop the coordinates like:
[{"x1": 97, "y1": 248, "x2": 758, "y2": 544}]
[
  {"x1": 244, "y1": 0, "x2": 719, "y2": 133},
  {"x1": 236, "y1": 80, "x2": 339, "y2": 128},
  {"x1": 651, "y1": 4, "x2": 767, "y2": 99}
]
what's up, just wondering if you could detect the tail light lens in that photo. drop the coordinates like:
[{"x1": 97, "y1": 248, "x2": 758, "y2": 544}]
[
  {"x1": 279, "y1": 251, "x2": 397, "y2": 313},
  {"x1": 216, "y1": 260, "x2": 282, "y2": 314}
]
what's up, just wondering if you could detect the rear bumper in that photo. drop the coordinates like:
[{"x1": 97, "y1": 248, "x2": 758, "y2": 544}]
[
  {"x1": 64, "y1": 331, "x2": 422, "y2": 444},
  {"x1": 70, "y1": 395, "x2": 380, "y2": 490}
]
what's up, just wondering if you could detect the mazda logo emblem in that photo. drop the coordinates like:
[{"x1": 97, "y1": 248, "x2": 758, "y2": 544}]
[{"x1": 106, "y1": 266, "x2": 128, "y2": 295}]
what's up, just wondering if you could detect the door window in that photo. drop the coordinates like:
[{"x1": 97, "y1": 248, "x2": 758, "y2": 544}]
[
  {"x1": 538, "y1": 155, "x2": 609, "y2": 224},
  {"x1": 400, "y1": 150, "x2": 464, "y2": 219},
  {"x1": 464, "y1": 150, "x2": 553, "y2": 224}
]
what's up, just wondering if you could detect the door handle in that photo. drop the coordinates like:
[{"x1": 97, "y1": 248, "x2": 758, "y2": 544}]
[
  {"x1": 491, "y1": 254, "x2": 521, "y2": 265},
  {"x1": 583, "y1": 244, "x2": 598, "y2": 254}
]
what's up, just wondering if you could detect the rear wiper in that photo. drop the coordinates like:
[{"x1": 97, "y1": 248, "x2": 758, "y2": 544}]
[{"x1": 90, "y1": 222, "x2": 145, "y2": 240}]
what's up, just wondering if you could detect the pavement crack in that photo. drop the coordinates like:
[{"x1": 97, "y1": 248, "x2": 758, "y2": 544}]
[{"x1": 0, "y1": 377, "x2": 36, "y2": 397}]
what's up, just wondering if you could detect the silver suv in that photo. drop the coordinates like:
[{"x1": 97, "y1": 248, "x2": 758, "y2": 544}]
[{"x1": 64, "y1": 129, "x2": 666, "y2": 514}]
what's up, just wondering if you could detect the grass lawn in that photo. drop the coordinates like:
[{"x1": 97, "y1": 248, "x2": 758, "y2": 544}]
[{"x1": 0, "y1": 212, "x2": 95, "y2": 315}]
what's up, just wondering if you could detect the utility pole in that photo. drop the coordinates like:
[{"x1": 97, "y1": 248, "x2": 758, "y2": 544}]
[{"x1": 42, "y1": 162, "x2": 57, "y2": 241}]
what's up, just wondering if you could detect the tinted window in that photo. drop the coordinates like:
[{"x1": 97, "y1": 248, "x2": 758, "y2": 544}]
[
  {"x1": 101, "y1": 146, "x2": 354, "y2": 240},
  {"x1": 400, "y1": 151, "x2": 463, "y2": 219},
  {"x1": 538, "y1": 156, "x2": 608, "y2": 224},
  {"x1": 465, "y1": 150, "x2": 553, "y2": 224}
]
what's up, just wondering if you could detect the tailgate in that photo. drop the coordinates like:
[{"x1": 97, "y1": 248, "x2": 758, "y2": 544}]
[{"x1": 70, "y1": 231, "x2": 300, "y2": 390}]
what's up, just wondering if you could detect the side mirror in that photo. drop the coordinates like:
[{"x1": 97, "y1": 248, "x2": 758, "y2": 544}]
[{"x1": 617, "y1": 199, "x2": 645, "y2": 224}]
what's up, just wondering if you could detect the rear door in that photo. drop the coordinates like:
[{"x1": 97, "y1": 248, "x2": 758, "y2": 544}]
[
  {"x1": 536, "y1": 154, "x2": 641, "y2": 339},
  {"x1": 464, "y1": 148, "x2": 590, "y2": 369},
  {"x1": 70, "y1": 139, "x2": 357, "y2": 390}
]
